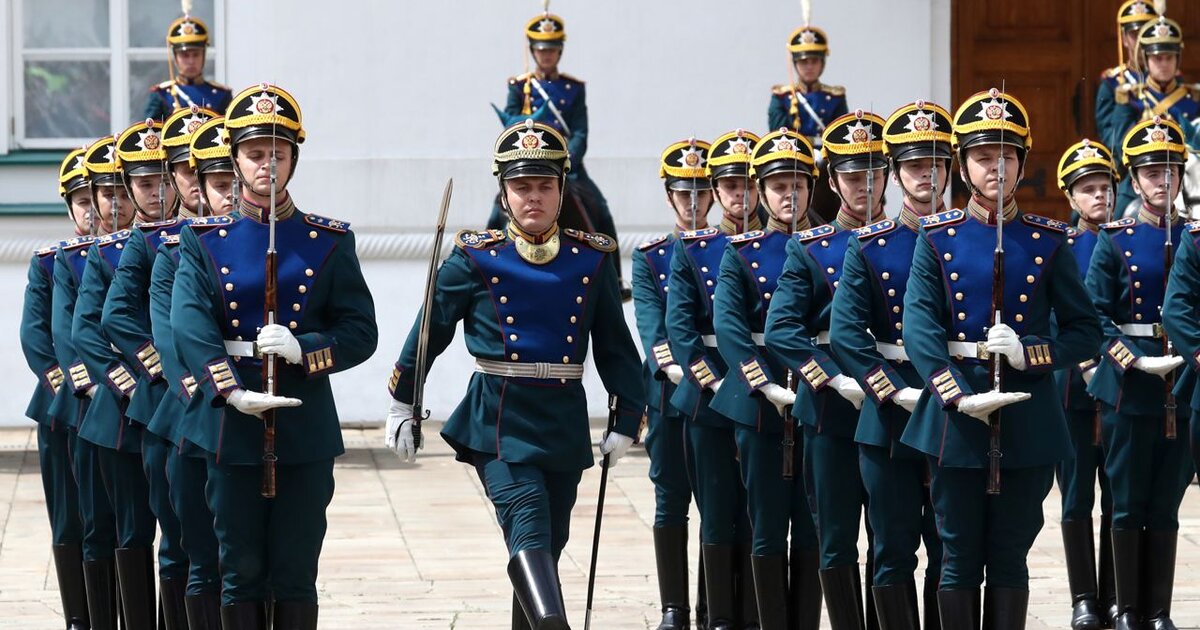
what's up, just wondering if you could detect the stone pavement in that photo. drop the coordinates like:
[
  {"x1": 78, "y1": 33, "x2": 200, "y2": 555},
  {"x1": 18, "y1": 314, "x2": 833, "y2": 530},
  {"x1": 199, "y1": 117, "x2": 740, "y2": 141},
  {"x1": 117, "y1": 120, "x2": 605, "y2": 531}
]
[{"x1": 0, "y1": 423, "x2": 1197, "y2": 629}]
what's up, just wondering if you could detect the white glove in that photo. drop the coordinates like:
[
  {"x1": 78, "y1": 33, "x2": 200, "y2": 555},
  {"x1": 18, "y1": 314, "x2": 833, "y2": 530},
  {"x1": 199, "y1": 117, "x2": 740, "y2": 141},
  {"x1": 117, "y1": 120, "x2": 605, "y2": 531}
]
[
  {"x1": 1082, "y1": 367, "x2": 1097, "y2": 385},
  {"x1": 985, "y1": 324, "x2": 1027, "y2": 371},
  {"x1": 760, "y1": 383, "x2": 796, "y2": 416},
  {"x1": 85, "y1": 387, "x2": 96, "y2": 399},
  {"x1": 893, "y1": 387, "x2": 922, "y2": 413},
  {"x1": 256, "y1": 324, "x2": 302, "y2": 365},
  {"x1": 385, "y1": 400, "x2": 418, "y2": 463},
  {"x1": 828, "y1": 374, "x2": 866, "y2": 410},
  {"x1": 226, "y1": 388, "x2": 302, "y2": 418},
  {"x1": 598, "y1": 431, "x2": 634, "y2": 467},
  {"x1": 663, "y1": 365, "x2": 684, "y2": 385},
  {"x1": 955, "y1": 390, "x2": 1032, "y2": 423},
  {"x1": 708, "y1": 378, "x2": 723, "y2": 393},
  {"x1": 1132, "y1": 355, "x2": 1185, "y2": 379}
]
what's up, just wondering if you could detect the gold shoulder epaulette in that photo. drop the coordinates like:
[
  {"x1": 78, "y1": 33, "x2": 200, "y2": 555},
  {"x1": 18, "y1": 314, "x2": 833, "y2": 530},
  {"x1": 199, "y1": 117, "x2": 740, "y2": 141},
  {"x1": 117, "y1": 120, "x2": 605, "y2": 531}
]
[
  {"x1": 562, "y1": 228, "x2": 617, "y2": 252},
  {"x1": 508, "y1": 72, "x2": 532, "y2": 86},
  {"x1": 920, "y1": 209, "x2": 966, "y2": 230},
  {"x1": 1021, "y1": 213, "x2": 1068, "y2": 233},
  {"x1": 771, "y1": 84, "x2": 795, "y2": 96},
  {"x1": 304, "y1": 213, "x2": 350, "y2": 233},
  {"x1": 1101, "y1": 217, "x2": 1136, "y2": 230},
  {"x1": 823, "y1": 84, "x2": 846, "y2": 97},
  {"x1": 854, "y1": 219, "x2": 897, "y2": 241},
  {"x1": 558, "y1": 73, "x2": 585, "y2": 85},
  {"x1": 455, "y1": 229, "x2": 506, "y2": 249},
  {"x1": 680, "y1": 227, "x2": 720, "y2": 241},
  {"x1": 730, "y1": 230, "x2": 765, "y2": 244},
  {"x1": 637, "y1": 234, "x2": 672, "y2": 252},
  {"x1": 796, "y1": 224, "x2": 835, "y2": 243}
]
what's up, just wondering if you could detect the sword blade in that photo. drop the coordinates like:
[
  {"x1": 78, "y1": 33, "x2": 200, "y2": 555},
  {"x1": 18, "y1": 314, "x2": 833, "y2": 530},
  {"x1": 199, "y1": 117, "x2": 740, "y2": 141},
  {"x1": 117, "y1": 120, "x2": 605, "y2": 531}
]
[{"x1": 411, "y1": 178, "x2": 455, "y2": 418}]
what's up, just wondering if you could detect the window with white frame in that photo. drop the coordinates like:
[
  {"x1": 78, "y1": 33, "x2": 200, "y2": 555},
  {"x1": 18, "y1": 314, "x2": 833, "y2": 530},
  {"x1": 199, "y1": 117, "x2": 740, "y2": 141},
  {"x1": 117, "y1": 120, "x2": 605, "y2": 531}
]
[{"x1": 16, "y1": 0, "x2": 222, "y2": 149}]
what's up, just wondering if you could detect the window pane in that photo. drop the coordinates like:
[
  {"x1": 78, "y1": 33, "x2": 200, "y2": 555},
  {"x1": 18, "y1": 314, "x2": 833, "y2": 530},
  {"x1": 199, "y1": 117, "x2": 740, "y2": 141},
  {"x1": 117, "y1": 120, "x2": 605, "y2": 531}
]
[
  {"x1": 24, "y1": 60, "x2": 111, "y2": 139},
  {"x1": 23, "y1": 0, "x2": 109, "y2": 48},
  {"x1": 128, "y1": 0, "x2": 215, "y2": 48},
  {"x1": 129, "y1": 58, "x2": 216, "y2": 122}
]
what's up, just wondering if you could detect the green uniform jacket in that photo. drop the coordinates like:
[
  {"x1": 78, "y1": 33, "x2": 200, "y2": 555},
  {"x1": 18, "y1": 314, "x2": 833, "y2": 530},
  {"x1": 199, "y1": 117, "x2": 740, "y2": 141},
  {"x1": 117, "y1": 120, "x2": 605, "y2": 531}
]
[
  {"x1": 631, "y1": 232, "x2": 680, "y2": 418},
  {"x1": 48, "y1": 238, "x2": 96, "y2": 430},
  {"x1": 1163, "y1": 222, "x2": 1200, "y2": 410},
  {"x1": 21, "y1": 246, "x2": 63, "y2": 426}
]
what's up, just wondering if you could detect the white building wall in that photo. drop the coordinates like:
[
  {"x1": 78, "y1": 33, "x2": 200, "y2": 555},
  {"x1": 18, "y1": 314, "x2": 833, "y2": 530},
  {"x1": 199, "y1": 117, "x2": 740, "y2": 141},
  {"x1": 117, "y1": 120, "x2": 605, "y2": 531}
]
[{"x1": 0, "y1": 0, "x2": 950, "y2": 426}]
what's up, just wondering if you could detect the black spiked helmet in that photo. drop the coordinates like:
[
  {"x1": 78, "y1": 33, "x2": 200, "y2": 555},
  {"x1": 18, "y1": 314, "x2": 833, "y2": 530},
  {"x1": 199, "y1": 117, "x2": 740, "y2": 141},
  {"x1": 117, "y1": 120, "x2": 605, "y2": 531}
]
[
  {"x1": 951, "y1": 88, "x2": 1033, "y2": 159},
  {"x1": 660, "y1": 137, "x2": 712, "y2": 192},
  {"x1": 116, "y1": 118, "x2": 169, "y2": 178},
  {"x1": 224, "y1": 83, "x2": 306, "y2": 150},
  {"x1": 822, "y1": 110, "x2": 887, "y2": 174},
  {"x1": 492, "y1": 119, "x2": 571, "y2": 181},
  {"x1": 750, "y1": 128, "x2": 818, "y2": 181},
  {"x1": 189, "y1": 116, "x2": 233, "y2": 176},
  {"x1": 1138, "y1": 15, "x2": 1183, "y2": 56},
  {"x1": 58, "y1": 148, "x2": 89, "y2": 198},
  {"x1": 1056, "y1": 138, "x2": 1119, "y2": 192},
  {"x1": 707, "y1": 129, "x2": 760, "y2": 181},
  {"x1": 83, "y1": 135, "x2": 121, "y2": 188},
  {"x1": 883, "y1": 100, "x2": 953, "y2": 165},
  {"x1": 1121, "y1": 116, "x2": 1187, "y2": 170},
  {"x1": 163, "y1": 105, "x2": 217, "y2": 165}
]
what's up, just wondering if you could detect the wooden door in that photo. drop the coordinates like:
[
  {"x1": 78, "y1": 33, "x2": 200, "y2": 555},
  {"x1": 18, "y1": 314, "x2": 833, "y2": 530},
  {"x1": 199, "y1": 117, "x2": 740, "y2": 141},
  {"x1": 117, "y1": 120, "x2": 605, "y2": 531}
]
[{"x1": 952, "y1": 0, "x2": 1200, "y2": 219}]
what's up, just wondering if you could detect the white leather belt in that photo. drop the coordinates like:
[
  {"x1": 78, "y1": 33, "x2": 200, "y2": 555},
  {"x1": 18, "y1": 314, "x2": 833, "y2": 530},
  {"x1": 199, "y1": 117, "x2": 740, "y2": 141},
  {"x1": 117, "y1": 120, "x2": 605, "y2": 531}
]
[
  {"x1": 224, "y1": 340, "x2": 257, "y2": 358},
  {"x1": 1118, "y1": 323, "x2": 1164, "y2": 338},
  {"x1": 474, "y1": 358, "x2": 584, "y2": 380},
  {"x1": 815, "y1": 331, "x2": 831, "y2": 345},
  {"x1": 877, "y1": 342, "x2": 909, "y2": 362},
  {"x1": 947, "y1": 340, "x2": 990, "y2": 360},
  {"x1": 702, "y1": 333, "x2": 764, "y2": 347}
]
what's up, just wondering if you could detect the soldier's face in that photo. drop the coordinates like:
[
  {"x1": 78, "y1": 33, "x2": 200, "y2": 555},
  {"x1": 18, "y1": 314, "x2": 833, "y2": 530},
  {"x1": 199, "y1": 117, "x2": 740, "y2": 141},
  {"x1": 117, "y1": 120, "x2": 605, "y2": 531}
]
[
  {"x1": 793, "y1": 57, "x2": 824, "y2": 83},
  {"x1": 171, "y1": 163, "x2": 201, "y2": 212},
  {"x1": 715, "y1": 177, "x2": 759, "y2": 222},
  {"x1": 94, "y1": 186, "x2": 132, "y2": 233},
  {"x1": 174, "y1": 48, "x2": 205, "y2": 79},
  {"x1": 668, "y1": 188, "x2": 714, "y2": 229},
  {"x1": 895, "y1": 158, "x2": 949, "y2": 211},
  {"x1": 1069, "y1": 173, "x2": 1114, "y2": 223},
  {"x1": 532, "y1": 48, "x2": 562, "y2": 73},
  {"x1": 67, "y1": 190, "x2": 93, "y2": 235},
  {"x1": 830, "y1": 168, "x2": 887, "y2": 217},
  {"x1": 1146, "y1": 53, "x2": 1179, "y2": 83},
  {"x1": 761, "y1": 173, "x2": 810, "y2": 223},
  {"x1": 128, "y1": 173, "x2": 177, "y2": 220},
  {"x1": 236, "y1": 138, "x2": 294, "y2": 200},
  {"x1": 203, "y1": 172, "x2": 236, "y2": 216},
  {"x1": 1132, "y1": 165, "x2": 1182, "y2": 210},
  {"x1": 962, "y1": 145, "x2": 1020, "y2": 203},
  {"x1": 505, "y1": 176, "x2": 561, "y2": 234}
]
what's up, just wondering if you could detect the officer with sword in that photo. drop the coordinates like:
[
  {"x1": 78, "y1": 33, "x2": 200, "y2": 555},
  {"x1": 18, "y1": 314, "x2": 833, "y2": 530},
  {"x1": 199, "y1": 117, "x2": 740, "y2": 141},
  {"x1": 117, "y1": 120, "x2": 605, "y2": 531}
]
[{"x1": 386, "y1": 118, "x2": 644, "y2": 630}]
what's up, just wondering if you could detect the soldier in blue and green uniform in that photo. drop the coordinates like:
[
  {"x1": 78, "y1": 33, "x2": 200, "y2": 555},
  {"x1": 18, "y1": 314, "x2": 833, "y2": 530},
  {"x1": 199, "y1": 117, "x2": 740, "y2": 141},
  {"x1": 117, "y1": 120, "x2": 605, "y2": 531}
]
[
  {"x1": 487, "y1": 9, "x2": 625, "y2": 296},
  {"x1": 1163, "y1": 165, "x2": 1200, "y2": 502},
  {"x1": 144, "y1": 13, "x2": 231, "y2": 121},
  {"x1": 75, "y1": 118, "x2": 178, "y2": 630},
  {"x1": 1052, "y1": 139, "x2": 1120, "y2": 630},
  {"x1": 21, "y1": 148, "x2": 94, "y2": 629},
  {"x1": 1087, "y1": 117, "x2": 1194, "y2": 630},
  {"x1": 1102, "y1": 16, "x2": 1200, "y2": 215},
  {"x1": 103, "y1": 106, "x2": 217, "y2": 629},
  {"x1": 52, "y1": 135, "x2": 131, "y2": 629},
  {"x1": 711, "y1": 129, "x2": 821, "y2": 630},
  {"x1": 172, "y1": 83, "x2": 378, "y2": 628},
  {"x1": 1095, "y1": 1, "x2": 1158, "y2": 157},
  {"x1": 766, "y1": 111, "x2": 888, "y2": 630},
  {"x1": 635, "y1": 137, "x2": 710, "y2": 630},
  {"x1": 768, "y1": 24, "x2": 847, "y2": 224},
  {"x1": 147, "y1": 115, "x2": 235, "y2": 629},
  {"x1": 385, "y1": 118, "x2": 644, "y2": 630},
  {"x1": 657, "y1": 134, "x2": 757, "y2": 630},
  {"x1": 899, "y1": 89, "x2": 1101, "y2": 628},
  {"x1": 829, "y1": 102, "x2": 953, "y2": 630}
]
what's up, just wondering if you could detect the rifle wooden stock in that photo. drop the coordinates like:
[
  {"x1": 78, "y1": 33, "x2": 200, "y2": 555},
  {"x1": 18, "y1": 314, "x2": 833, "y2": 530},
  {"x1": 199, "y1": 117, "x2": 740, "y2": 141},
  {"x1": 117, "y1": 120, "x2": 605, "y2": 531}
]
[
  {"x1": 987, "y1": 246, "x2": 1004, "y2": 496},
  {"x1": 261, "y1": 247, "x2": 278, "y2": 498},
  {"x1": 1164, "y1": 236, "x2": 1177, "y2": 440},
  {"x1": 782, "y1": 371, "x2": 797, "y2": 480}
]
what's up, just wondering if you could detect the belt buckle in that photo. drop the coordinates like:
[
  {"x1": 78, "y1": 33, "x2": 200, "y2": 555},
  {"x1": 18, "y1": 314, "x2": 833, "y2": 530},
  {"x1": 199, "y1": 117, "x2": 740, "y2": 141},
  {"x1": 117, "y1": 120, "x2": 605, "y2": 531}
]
[
  {"x1": 251, "y1": 341, "x2": 261, "y2": 359},
  {"x1": 534, "y1": 362, "x2": 551, "y2": 379},
  {"x1": 1153, "y1": 323, "x2": 1165, "y2": 339},
  {"x1": 976, "y1": 342, "x2": 991, "y2": 361}
]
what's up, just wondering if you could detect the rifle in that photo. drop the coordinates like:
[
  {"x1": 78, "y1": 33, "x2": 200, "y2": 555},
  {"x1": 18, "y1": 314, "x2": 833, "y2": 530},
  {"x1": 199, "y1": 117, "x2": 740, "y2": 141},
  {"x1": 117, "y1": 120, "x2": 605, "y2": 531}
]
[
  {"x1": 782, "y1": 369, "x2": 797, "y2": 479},
  {"x1": 1163, "y1": 147, "x2": 1178, "y2": 440},
  {"x1": 261, "y1": 101, "x2": 280, "y2": 498},
  {"x1": 402, "y1": 178, "x2": 455, "y2": 451},
  {"x1": 986, "y1": 87, "x2": 1007, "y2": 496}
]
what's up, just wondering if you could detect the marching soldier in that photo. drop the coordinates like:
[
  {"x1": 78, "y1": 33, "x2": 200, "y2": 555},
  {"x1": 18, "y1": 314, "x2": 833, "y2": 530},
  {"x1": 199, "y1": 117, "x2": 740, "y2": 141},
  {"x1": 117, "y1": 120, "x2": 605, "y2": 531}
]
[
  {"x1": 172, "y1": 83, "x2": 378, "y2": 627},
  {"x1": 145, "y1": 115, "x2": 236, "y2": 629},
  {"x1": 1053, "y1": 139, "x2": 1120, "y2": 630},
  {"x1": 768, "y1": 22, "x2": 848, "y2": 223},
  {"x1": 1095, "y1": 0, "x2": 1158, "y2": 155},
  {"x1": 104, "y1": 106, "x2": 216, "y2": 628},
  {"x1": 75, "y1": 118, "x2": 177, "y2": 630},
  {"x1": 899, "y1": 89, "x2": 1101, "y2": 628},
  {"x1": 711, "y1": 129, "x2": 821, "y2": 630},
  {"x1": 487, "y1": 6, "x2": 625, "y2": 296},
  {"x1": 765, "y1": 111, "x2": 884, "y2": 630},
  {"x1": 828, "y1": 102, "x2": 952, "y2": 630},
  {"x1": 51, "y1": 135, "x2": 128, "y2": 629},
  {"x1": 144, "y1": 8, "x2": 232, "y2": 121},
  {"x1": 1087, "y1": 117, "x2": 1193, "y2": 630},
  {"x1": 1164, "y1": 164, "x2": 1200, "y2": 494},
  {"x1": 385, "y1": 119, "x2": 644, "y2": 629},
  {"x1": 635, "y1": 138, "x2": 710, "y2": 630},
  {"x1": 1103, "y1": 16, "x2": 1200, "y2": 215},
  {"x1": 657, "y1": 134, "x2": 753, "y2": 630},
  {"x1": 21, "y1": 149, "x2": 94, "y2": 629}
]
